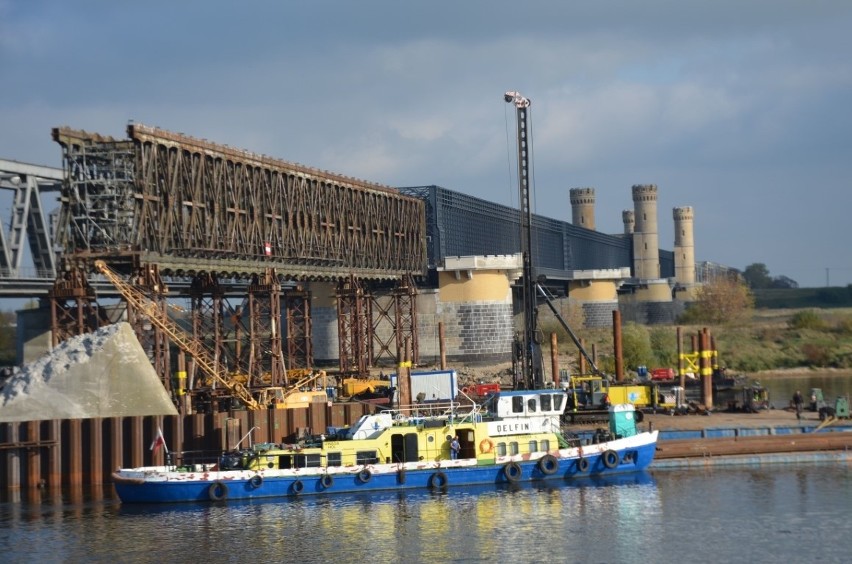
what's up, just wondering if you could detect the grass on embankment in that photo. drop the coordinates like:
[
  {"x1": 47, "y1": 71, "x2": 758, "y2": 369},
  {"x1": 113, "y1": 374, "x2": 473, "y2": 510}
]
[{"x1": 543, "y1": 308, "x2": 852, "y2": 375}]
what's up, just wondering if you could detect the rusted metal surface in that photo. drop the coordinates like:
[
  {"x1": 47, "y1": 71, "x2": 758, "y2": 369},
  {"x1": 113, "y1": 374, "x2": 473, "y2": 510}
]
[
  {"x1": 283, "y1": 287, "x2": 312, "y2": 370},
  {"x1": 655, "y1": 432, "x2": 852, "y2": 459},
  {"x1": 337, "y1": 275, "x2": 370, "y2": 377}
]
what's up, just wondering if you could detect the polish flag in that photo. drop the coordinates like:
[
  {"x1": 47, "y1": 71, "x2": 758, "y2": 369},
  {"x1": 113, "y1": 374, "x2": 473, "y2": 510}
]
[{"x1": 150, "y1": 426, "x2": 169, "y2": 454}]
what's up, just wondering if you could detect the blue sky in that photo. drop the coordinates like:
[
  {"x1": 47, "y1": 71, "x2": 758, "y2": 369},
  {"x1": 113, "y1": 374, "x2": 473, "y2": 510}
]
[{"x1": 1, "y1": 0, "x2": 851, "y2": 288}]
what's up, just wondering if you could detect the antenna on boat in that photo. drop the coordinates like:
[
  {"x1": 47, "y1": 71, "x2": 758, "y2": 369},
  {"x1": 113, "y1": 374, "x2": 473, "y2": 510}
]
[{"x1": 505, "y1": 91, "x2": 544, "y2": 390}]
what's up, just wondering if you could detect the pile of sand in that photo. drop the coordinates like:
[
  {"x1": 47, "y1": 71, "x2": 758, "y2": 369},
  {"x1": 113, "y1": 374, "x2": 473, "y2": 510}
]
[{"x1": 0, "y1": 322, "x2": 178, "y2": 422}]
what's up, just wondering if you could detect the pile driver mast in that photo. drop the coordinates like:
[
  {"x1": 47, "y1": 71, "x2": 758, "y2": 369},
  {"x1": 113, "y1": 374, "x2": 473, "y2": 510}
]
[{"x1": 504, "y1": 91, "x2": 544, "y2": 390}]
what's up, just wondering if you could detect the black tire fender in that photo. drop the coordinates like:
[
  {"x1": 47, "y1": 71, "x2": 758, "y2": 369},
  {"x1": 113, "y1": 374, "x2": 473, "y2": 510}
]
[
  {"x1": 537, "y1": 454, "x2": 559, "y2": 475},
  {"x1": 208, "y1": 480, "x2": 229, "y2": 501},
  {"x1": 503, "y1": 461, "x2": 522, "y2": 483},
  {"x1": 320, "y1": 474, "x2": 334, "y2": 489},
  {"x1": 603, "y1": 449, "x2": 619, "y2": 469},
  {"x1": 429, "y1": 471, "x2": 448, "y2": 489}
]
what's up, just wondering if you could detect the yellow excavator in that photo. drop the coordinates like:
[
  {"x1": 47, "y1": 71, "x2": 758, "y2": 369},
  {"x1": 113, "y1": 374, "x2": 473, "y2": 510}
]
[{"x1": 95, "y1": 260, "x2": 326, "y2": 411}]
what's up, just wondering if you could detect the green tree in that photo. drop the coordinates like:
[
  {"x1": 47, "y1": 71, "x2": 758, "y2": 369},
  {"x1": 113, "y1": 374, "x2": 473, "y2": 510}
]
[
  {"x1": 620, "y1": 322, "x2": 652, "y2": 371},
  {"x1": 681, "y1": 277, "x2": 755, "y2": 325},
  {"x1": 743, "y1": 263, "x2": 772, "y2": 289}
]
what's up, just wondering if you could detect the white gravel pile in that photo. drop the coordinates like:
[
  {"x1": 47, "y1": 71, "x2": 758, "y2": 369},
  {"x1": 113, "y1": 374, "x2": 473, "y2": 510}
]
[{"x1": 0, "y1": 322, "x2": 178, "y2": 422}]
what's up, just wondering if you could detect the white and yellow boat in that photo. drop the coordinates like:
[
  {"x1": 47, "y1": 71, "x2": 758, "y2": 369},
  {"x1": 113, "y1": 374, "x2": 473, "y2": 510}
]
[{"x1": 113, "y1": 389, "x2": 658, "y2": 503}]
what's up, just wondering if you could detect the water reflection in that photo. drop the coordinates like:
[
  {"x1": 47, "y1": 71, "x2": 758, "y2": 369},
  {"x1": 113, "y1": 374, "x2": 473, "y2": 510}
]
[{"x1": 2, "y1": 456, "x2": 850, "y2": 561}]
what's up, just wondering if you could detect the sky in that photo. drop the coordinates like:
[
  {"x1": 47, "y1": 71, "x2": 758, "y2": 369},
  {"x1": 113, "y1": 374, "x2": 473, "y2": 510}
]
[{"x1": 1, "y1": 0, "x2": 851, "y2": 289}]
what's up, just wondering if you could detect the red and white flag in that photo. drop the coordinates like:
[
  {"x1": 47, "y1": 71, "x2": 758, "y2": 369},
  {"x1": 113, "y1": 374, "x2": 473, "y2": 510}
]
[{"x1": 150, "y1": 426, "x2": 169, "y2": 454}]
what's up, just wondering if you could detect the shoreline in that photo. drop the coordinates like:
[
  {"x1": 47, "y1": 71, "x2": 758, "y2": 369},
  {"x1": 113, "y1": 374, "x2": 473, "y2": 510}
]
[{"x1": 750, "y1": 367, "x2": 852, "y2": 379}]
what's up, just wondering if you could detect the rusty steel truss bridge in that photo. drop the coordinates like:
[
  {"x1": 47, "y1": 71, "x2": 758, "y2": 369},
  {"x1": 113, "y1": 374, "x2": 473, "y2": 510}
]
[{"x1": 1, "y1": 124, "x2": 427, "y2": 409}]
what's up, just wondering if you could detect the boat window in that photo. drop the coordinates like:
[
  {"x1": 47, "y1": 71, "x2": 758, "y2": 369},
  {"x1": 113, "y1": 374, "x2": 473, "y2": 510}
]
[
  {"x1": 529, "y1": 440, "x2": 538, "y2": 453},
  {"x1": 553, "y1": 394, "x2": 564, "y2": 411},
  {"x1": 326, "y1": 452, "x2": 342, "y2": 467},
  {"x1": 512, "y1": 397, "x2": 524, "y2": 413},
  {"x1": 496, "y1": 443, "x2": 507, "y2": 456},
  {"x1": 527, "y1": 398, "x2": 537, "y2": 412},
  {"x1": 295, "y1": 454, "x2": 322, "y2": 468},
  {"x1": 540, "y1": 394, "x2": 552, "y2": 411},
  {"x1": 541, "y1": 439, "x2": 550, "y2": 451},
  {"x1": 356, "y1": 451, "x2": 379, "y2": 465},
  {"x1": 509, "y1": 442, "x2": 519, "y2": 455}
]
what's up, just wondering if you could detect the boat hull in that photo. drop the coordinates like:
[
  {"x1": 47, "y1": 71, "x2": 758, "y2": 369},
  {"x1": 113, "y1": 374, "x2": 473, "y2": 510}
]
[{"x1": 113, "y1": 431, "x2": 658, "y2": 503}]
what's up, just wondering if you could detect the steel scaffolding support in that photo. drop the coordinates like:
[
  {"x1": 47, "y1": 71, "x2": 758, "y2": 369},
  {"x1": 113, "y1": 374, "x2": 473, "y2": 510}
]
[
  {"x1": 48, "y1": 263, "x2": 100, "y2": 346},
  {"x1": 246, "y1": 270, "x2": 284, "y2": 387},
  {"x1": 189, "y1": 272, "x2": 229, "y2": 393},
  {"x1": 128, "y1": 263, "x2": 171, "y2": 391},
  {"x1": 370, "y1": 274, "x2": 419, "y2": 366},
  {"x1": 283, "y1": 288, "x2": 312, "y2": 370},
  {"x1": 337, "y1": 276, "x2": 371, "y2": 378}
]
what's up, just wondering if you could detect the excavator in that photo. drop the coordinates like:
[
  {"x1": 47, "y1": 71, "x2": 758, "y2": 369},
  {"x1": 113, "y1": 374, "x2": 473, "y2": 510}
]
[{"x1": 94, "y1": 260, "x2": 327, "y2": 411}]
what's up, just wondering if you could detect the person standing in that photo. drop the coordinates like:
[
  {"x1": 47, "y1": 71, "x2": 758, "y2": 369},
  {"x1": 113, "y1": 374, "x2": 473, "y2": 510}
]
[
  {"x1": 450, "y1": 435, "x2": 461, "y2": 460},
  {"x1": 793, "y1": 390, "x2": 804, "y2": 420}
]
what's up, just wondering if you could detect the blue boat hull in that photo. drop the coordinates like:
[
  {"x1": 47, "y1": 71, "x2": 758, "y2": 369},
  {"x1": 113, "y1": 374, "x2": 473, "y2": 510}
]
[{"x1": 114, "y1": 440, "x2": 658, "y2": 503}]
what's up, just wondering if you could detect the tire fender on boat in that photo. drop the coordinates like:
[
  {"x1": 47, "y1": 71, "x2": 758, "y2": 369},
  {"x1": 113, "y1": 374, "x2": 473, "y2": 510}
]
[
  {"x1": 479, "y1": 438, "x2": 495, "y2": 454},
  {"x1": 537, "y1": 454, "x2": 559, "y2": 475},
  {"x1": 357, "y1": 468, "x2": 373, "y2": 483},
  {"x1": 320, "y1": 474, "x2": 334, "y2": 489},
  {"x1": 576, "y1": 457, "x2": 590, "y2": 473},
  {"x1": 602, "y1": 450, "x2": 619, "y2": 469},
  {"x1": 429, "y1": 471, "x2": 448, "y2": 489},
  {"x1": 249, "y1": 474, "x2": 263, "y2": 489},
  {"x1": 503, "y1": 461, "x2": 522, "y2": 483},
  {"x1": 208, "y1": 480, "x2": 229, "y2": 501},
  {"x1": 291, "y1": 479, "x2": 304, "y2": 494}
]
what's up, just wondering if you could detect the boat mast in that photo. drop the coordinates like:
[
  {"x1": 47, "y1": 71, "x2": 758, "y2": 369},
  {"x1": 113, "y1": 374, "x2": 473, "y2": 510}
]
[{"x1": 505, "y1": 90, "x2": 543, "y2": 390}]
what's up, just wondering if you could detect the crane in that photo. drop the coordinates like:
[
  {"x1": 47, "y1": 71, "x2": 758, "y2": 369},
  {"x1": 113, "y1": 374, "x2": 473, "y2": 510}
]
[
  {"x1": 504, "y1": 91, "x2": 602, "y2": 389},
  {"x1": 504, "y1": 91, "x2": 544, "y2": 390},
  {"x1": 94, "y1": 259, "x2": 262, "y2": 410}
]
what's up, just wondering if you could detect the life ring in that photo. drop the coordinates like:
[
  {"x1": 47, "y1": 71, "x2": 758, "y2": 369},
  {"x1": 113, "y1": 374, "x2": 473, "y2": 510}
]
[
  {"x1": 537, "y1": 454, "x2": 559, "y2": 476},
  {"x1": 576, "y1": 457, "x2": 589, "y2": 473},
  {"x1": 357, "y1": 468, "x2": 373, "y2": 483},
  {"x1": 291, "y1": 479, "x2": 304, "y2": 494},
  {"x1": 208, "y1": 480, "x2": 229, "y2": 501},
  {"x1": 503, "y1": 461, "x2": 522, "y2": 483},
  {"x1": 479, "y1": 438, "x2": 495, "y2": 454},
  {"x1": 603, "y1": 450, "x2": 619, "y2": 469},
  {"x1": 320, "y1": 474, "x2": 334, "y2": 489},
  {"x1": 249, "y1": 474, "x2": 263, "y2": 489},
  {"x1": 429, "y1": 471, "x2": 448, "y2": 489}
]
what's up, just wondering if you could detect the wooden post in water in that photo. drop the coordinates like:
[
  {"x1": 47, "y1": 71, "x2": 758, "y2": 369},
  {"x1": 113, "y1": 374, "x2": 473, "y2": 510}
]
[
  {"x1": 398, "y1": 337, "x2": 412, "y2": 408},
  {"x1": 701, "y1": 328, "x2": 713, "y2": 409},
  {"x1": 677, "y1": 327, "x2": 685, "y2": 390},
  {"x1": 613, "y1": 310, "x2": 624, "y2": 382},
  {"x1": 47, "y1": 420, "x2": 61, "y2": 489},
  {"x1": 550, "y1": 332, "x2": 559, "y2": 387},
  {"x1": 438, "y1": 322, "x2": 447, "y2": 370},
  {"x1": 25, "y1": 421, "x2": 40, "y2": 488},
  {"x1": 67, "y1": 419, "x2": 83, "y2": 488},
  {"x1": 88, "y1": 418, "x2": 104, "y2": 484}
]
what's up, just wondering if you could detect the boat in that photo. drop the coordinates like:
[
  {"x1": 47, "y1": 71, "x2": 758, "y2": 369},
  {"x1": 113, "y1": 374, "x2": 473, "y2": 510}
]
[{"x1": 112, "y1": 389, "x2": 658, "y2": 503}]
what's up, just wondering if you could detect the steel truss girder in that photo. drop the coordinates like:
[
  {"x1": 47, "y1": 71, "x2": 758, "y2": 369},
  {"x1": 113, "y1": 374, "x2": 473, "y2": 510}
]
[{"x1": 52, "y1": 125, "x2": 427, "y2": 280}]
